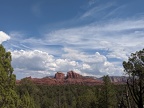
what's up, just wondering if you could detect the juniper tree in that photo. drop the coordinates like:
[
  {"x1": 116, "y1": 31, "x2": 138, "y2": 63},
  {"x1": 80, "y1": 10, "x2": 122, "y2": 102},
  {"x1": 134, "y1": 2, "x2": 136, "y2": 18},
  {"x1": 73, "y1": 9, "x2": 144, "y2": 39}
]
[
  {"x1": 98, "y1": 75, "x2": 117, "y2": 108},
  {"x1": 0, "y1": 44, "x2": 19, "y2": 108},
  {"x1": 123, "y1": 48, "x2": 144, "y2": 108}
]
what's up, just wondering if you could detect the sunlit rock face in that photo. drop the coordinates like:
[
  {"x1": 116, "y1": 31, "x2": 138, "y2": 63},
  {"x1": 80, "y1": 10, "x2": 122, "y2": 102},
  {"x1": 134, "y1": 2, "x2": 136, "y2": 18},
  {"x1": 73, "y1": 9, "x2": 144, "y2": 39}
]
[
  {"x1": 66, "y1": 71, "x2": 82, "y2": 79},
  {"x1": 54, "y1": 72, "x2": 65, "y2": 79},
  {"x1": 17, "y1": 71, "x2": 111, "y2": 85}
]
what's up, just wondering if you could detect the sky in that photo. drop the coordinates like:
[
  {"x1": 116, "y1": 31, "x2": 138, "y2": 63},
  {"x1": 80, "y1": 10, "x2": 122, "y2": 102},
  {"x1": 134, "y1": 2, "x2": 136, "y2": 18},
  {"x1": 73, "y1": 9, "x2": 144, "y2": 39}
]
[{"x1": 0, "y1": 0, "x2": 144, "y2": 79}]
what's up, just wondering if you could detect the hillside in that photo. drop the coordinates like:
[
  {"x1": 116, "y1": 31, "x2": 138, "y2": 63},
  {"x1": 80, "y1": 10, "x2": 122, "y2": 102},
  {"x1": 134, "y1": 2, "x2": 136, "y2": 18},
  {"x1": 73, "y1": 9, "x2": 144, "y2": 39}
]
[{"x1": 17, "y1": 71, "x2": 127, "y2": 85}]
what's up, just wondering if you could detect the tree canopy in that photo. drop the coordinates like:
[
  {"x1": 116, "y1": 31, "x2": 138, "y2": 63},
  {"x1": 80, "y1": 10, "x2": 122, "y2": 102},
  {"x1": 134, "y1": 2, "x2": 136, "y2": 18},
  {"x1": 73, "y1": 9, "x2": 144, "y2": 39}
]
[
  {"x1": 123, "y1": 48, "x2": 144, "y2": 108},
  {"x1": 0, "y1": 44, "x2": 19, "y2": 108}
]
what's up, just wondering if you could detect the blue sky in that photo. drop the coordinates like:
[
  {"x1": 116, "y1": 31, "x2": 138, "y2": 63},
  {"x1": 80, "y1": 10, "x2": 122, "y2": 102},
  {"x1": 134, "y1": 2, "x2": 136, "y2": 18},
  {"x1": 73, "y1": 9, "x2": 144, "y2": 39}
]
[{"x1": 0, "y1": 0, "x2": 144, "y2": 79}]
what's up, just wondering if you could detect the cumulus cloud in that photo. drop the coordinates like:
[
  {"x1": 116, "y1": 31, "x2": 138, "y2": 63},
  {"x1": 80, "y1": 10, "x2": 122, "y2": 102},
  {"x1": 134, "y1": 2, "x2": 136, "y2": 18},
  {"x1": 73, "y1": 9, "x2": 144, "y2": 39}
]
[
  {"x1": 8, "y1": 17, "x2": 144, "y2": 79},
  {"x1": 6, "y1": 12, "x2": 144, "y2": 79},
  {"x1": 8, "y1": 18, "x2": 144, "y2": 62},
  {"x1": 12, "y1": 50, "x2": 54, "y2": 71},
  {"x1": 11, "y1": 49, "x2": 122, "y2": 79},
  {"x1": 62, "y1": 48, "x2": 107, "y2": 63},
  {"x1": 2, "y1": 0, "x2": 144, "y2": 80},
  {"x1": 0, "y1": 31, "x2": 10, "y2": 44}
]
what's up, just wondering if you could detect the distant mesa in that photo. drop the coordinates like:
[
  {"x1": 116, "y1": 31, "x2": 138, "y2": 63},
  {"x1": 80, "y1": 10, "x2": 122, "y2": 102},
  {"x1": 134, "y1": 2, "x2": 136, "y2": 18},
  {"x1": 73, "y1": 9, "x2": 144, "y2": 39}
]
[
  {"x1": 17, "y1": 71, "x2": 127, "y2": 85},
  {"x1": 110, "y1": 76, "x2": 127, "y2": 83}
]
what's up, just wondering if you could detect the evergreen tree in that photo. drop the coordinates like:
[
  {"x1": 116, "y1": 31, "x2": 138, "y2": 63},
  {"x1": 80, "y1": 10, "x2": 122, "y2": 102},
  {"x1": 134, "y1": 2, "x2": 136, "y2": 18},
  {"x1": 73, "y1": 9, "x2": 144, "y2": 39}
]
[
  {"x1": 0, "y1": 44, "x2": 19, "y2": 108},
  {"x1": 100, "y1": 75, "x2": 116, "y2": 108},
  {"x1": 123, "y1": 49, "x2": 144, "y2": 108},
  {"x1": 18, "y1": 78, "x2": 40, "y2": 108},
  {"x1": 19, "y1": 90, "x2": 36, "y2": 108}
]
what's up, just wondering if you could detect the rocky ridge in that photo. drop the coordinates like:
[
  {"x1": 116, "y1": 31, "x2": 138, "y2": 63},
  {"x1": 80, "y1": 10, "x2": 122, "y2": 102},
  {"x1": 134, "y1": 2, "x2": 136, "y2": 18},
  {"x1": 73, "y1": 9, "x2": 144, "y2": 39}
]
[
  {"x1": 17, "y1": 71, "x2": 102, "y2": 85},
  {"x1": 17, "y1": 71, "x2": 127, "y2": 85}
]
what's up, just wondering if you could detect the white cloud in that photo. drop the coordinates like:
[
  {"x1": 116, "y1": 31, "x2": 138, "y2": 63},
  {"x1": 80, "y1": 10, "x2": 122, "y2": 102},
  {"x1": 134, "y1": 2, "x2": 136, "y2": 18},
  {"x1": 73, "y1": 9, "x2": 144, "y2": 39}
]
[
  {"x1": 2, "y1": 0, "x2": 144, "y2": 80},
  {"x1": 7, "y1": 15, "x2": 144, "y2": 79},
  {"x1": 88, "y1": 0, "x2": 97, "y2": 6},
  {"x1": 0, "y1": 31, "x2": 10, "y2": 44},
  {"x1": 11, "y1": 50, "x2": 56, "y2": 79},
  {"x1": 45, "y1": 18, "x2": 144, "y2": 60},
  {"x1": 81, "y1": 2, "x2": 115, "y2": 18},
  {"x1": 11, "y1": 49, "x2": 122, "y2": 79},
  {"x1": 62, "y1": 48, "x2": 107, "y2": 63},
  {"x1": 82, "y1": 64, "x2": 91, "y2": 70}
]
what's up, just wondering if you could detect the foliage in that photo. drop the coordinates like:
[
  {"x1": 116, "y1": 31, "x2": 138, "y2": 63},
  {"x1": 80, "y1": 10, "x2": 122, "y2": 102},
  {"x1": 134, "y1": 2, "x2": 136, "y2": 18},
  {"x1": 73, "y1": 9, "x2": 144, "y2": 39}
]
[
  {"x1": 98, "y1": 75, "x2": 117, "y2": 108},
  {"x1": 16, "y1": 82, "x2": 121, "y2": 108},
  {"x1": 123, "y1": 48, "x2": 144, "y2": 108},
  {"x1": 0, "y1": 44, "x2": 20, "y2": 108},
  {"x1": 3, "y1": 44, "x2": 143, "y2": 108},
  {"x1": 17, "y1": 78, "x2": 40, "y2": 108}
]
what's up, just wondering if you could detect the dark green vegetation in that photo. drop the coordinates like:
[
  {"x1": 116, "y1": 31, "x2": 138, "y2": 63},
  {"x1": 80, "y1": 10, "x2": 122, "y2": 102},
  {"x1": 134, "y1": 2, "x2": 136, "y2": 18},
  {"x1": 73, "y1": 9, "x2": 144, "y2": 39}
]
[
  {"x1": 16, "y1": 76, "x2": 122, "y2": 108},
  {"x1": 0, "y1": 45, "x2": 19, "y2": 108},
  {"x1": 0, "y1": 44, "x2": 144, "y2": 108},
  {"x1": 123, "y1": 48, "x2": 144, "y2": 108}
]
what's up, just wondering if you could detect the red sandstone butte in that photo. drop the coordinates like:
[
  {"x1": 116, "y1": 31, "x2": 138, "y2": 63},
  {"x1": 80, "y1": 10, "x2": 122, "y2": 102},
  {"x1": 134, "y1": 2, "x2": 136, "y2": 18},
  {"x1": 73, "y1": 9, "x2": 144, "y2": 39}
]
[
  {"x1": 18, "y1": 71, "x2": 103, "y2": 85},
  {"x1": 66, "y1": 71, "x2": 82, "y2": 79},
  {"x1": 54, "y1": 72, "x2": 65, "y2": 79}
]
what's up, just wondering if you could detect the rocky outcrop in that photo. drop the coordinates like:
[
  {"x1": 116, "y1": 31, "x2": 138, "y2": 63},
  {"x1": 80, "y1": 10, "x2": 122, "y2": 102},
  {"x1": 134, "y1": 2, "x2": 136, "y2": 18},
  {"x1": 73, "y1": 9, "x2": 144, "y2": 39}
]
[
  {"x1": 109, "y1": 76, "x2": 127, "y2": 83},
  {"x1": 17, "y1": 71, "x2": 127, "y2": 86},
  {"x1": 66, "y1": 71, "x2": 82, "y2": 79},
  {"x1": 18, "y1": 71, "x2": 103, "y2": 85},
  {"x1": 98, "y1": 76, "x2": 127, "y2": 84},
  {"x1": 54, "y1": 72, "x2": 65, "y2": 79}
]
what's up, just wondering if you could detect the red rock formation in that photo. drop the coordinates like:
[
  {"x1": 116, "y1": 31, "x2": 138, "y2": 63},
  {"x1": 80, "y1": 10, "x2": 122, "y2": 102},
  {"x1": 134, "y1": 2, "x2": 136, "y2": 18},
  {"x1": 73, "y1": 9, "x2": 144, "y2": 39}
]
[
  {"x1": 66, "y1": 71, "x2": 82, "y2": 79},
  {"x1": 17, "y1": 71, "x2": 103, "y2": 85},
  {"x1": 54, "y1": 72, "x2": 65, "y2": 79}
]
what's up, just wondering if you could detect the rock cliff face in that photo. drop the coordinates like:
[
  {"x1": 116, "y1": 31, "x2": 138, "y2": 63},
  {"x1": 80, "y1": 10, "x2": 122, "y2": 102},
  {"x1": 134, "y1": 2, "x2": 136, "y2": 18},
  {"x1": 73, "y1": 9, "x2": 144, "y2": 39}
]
[
  {"x1": 54, "y1": 72, "x2": 65, "y2": 79},
  {"x1": 17, "y1": 71, "x2": 127, "y2": 85},
  {"x1": 98, "y1": 76, "x2": 128, "y2": 84},
  {"x1": 66, "y1": 71, "x2": 82, "y2": 79},
  {"x1": 18, "y1": 71, "x2": 103, "y2": 85},
  {"x1": 109, "y1": 76, "x2": 127, "y2": 83}
]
